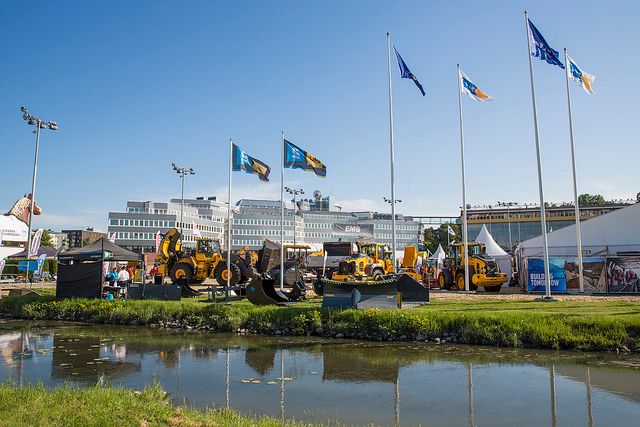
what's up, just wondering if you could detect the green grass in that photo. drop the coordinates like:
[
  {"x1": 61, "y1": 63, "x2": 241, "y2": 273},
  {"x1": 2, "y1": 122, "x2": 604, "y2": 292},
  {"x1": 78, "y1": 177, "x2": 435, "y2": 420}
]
[
  {"x1": 0, "y1": 383, "x2": 311, "y2": 427},
  {"x1": 1, "y1": 292, "x2": 639, "y2": 351}
]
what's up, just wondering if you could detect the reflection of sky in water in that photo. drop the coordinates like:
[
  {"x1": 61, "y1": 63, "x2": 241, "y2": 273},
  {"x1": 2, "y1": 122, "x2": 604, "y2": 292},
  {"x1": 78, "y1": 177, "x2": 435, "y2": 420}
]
[{"x1": 1, "y1": 320, "x2": 639, "y2": 426}]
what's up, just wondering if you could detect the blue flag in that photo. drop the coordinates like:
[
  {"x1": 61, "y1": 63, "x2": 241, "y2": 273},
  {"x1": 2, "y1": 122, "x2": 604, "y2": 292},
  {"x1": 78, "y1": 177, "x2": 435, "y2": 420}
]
[
  {"x1": 527, "y1": 19, "x2": 565, "y2": 69},
  {"x1": 284, "y1": 140, "x2": 326, "y2": 178},
  {"x1": 232, "y1": 144, "x2": 271, "y2": 182},
  {"x1": 393, "y1": 47, "x2": 426, "y2": 96}
]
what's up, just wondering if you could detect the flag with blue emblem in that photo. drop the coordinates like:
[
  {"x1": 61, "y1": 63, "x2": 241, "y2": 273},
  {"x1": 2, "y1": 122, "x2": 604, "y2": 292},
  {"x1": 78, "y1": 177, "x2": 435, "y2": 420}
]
[
  {"x1": 568, "y1": 56, "x2": 595, "y2": 94},
  {"x1": 527, "y1": 19, "x2": 565, "y2": 69},
  {"x1": 459, "y1": 70, "x2": 494, "y2": 102},
  {"x1": 232, "y1": 143, "x2": 271, "y2": 182},
  {"x1": 284, "y1": 140, "x2": 326, "y2": 178},
  {"x1": 393, "y1": 47, "x2": 426, "y2": 96}
]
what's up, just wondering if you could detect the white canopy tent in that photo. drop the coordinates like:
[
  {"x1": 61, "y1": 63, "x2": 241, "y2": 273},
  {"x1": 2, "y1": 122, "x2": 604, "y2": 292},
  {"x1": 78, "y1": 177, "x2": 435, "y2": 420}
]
[
  {"x1": 429, "y1": 244, "x2": 446, "y2": 267},
  {"x1": 517, "y1": 202, "x2": 640, "y2": 258},
  {"x1": 475, "y1": 225, "x2": 512, "y2": 282}
]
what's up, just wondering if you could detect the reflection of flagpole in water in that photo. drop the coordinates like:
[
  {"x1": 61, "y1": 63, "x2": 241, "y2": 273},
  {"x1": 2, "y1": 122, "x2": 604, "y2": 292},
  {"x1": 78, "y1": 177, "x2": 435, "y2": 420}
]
[
  {"x1": 586, "y1": 367, "x2": 593, "y2": 427},
  {"x1": 225, "y1": 348, "x2": 230, "y2": 408},
  {"x1": 394, "y1": 374, "x2": 400, "y2": 426},
  {"x1": 468, "y1": 363, "x2": 475, "y2": 427},
  {"x1": 550, "y1": 365, "x2": 557, "y2": 427},
  {"x1": 280, "y1": 349, "x2": 285, "y2": 421},
  {"x1": 177, "y1": 347, "x2": 181, "y2": 392}
]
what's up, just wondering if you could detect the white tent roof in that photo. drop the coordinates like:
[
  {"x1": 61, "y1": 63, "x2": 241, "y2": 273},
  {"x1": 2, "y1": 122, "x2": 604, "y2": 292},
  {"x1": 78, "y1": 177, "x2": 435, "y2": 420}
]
[
  {"x1": 518, "y1": 202, "x2": 640, "y2": 256},
  {"x1": 0, "y1": 246, "x2": 23, "y2": 259},
  {"x1": 429, "y1": 244, "x2": 446, "y2": 260},
  {"x1": 475, "y1": 225, "x2": 508, "y2": 256}
]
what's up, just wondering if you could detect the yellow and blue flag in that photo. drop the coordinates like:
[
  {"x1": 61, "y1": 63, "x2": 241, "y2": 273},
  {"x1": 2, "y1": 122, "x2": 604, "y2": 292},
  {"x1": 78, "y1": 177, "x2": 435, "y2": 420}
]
[
  {"x1": 393, "y1": 47, "x2": 426, "y2": 96},
  {"x1": 527, "y1": 19, "x2": 565, "y2": 69},
  {"x1": 568, "y1": 56, "x2": 595, "y2": 94},
  {"x1": 284, "y1": 139, "x2": 326, "y2": 178},
  {"x1": 232, "y1": 143, "x2": 271, "y2": 182},
  {"x1": 460, "y1": 70, "x2": 493, "y2": 102}
]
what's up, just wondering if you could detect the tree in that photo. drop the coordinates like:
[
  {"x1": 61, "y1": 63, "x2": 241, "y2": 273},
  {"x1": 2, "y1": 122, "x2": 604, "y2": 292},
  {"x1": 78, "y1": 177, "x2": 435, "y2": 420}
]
[
  {"x1": 422, "y1": 223, "x2": 460, "y2": 254},
  {"x1": 578, "y1": 193, "x2": 605, "y2": 206},
  {"x1": 40, "y1": 230, "x2": 53, "y2": 247}
]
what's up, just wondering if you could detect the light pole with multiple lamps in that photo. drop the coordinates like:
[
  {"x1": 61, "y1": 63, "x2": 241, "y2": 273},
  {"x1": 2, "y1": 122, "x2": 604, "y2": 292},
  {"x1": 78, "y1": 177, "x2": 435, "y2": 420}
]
[
  {"x1": 20, "y1": 107, "x2": 58, "y2": 260},
  {"x1": 284, "y1": 187, "x2": 304, "y2": 245},
  {"x1": 383, "y1": 197, "x2": 402, "y2": 272},
  {"x1": 171, "y1": 163, "x2": 195, "y2": 235}
]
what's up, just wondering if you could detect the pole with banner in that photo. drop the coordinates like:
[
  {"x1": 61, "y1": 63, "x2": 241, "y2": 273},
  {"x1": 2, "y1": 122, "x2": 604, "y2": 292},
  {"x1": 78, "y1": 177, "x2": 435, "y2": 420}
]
[
  {"x1": 386, "y1": 32, "x2": 398, "y2": 273},
  {"x1": 525, "y1": 11, "x2": 552, "y2": 299},
  {"x1": 280, "y1": 131, "x2": 285, "y2": 291},
  {"x1": 457, "y1": 64, "x2": 470, "y2": 291},
  {"x1": 563, "y1": 48, "x2": 585, "y2": 293},
  {"x1": 226, "y1": 138, "x2": 233, "y2": 300}
]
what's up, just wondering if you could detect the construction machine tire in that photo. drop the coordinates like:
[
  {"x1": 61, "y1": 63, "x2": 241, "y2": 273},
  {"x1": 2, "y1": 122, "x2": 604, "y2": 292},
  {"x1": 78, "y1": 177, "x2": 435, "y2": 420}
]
[
  {"x1": 371, "y1": 268, "x2": 385, "y2": 281},
  {"x1": 455, "y1": 273, "x2": 467, "y2": 291},
  {"x1": 214, "y1": 262, "x2": 241, "y2": 287},
  {"x1": 438, "y1": 271, "x2": 452, "y2": 290},
  {"x1": 169, "y1": 262, "x2": 193, "y2": 284},
  {"x1": 484, "y1": 285, "x2": 502, "y2": 293}
]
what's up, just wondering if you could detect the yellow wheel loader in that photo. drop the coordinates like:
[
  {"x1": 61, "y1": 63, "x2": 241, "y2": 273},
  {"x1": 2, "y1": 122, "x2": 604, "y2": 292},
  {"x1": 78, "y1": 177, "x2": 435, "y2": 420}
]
[
  {"x1": 331, "y1": 242, "x2": 394, "y2": 282},
  {"x1": 437, "y1": 242, "x2": 507, "y2": 292},
  {"x1": 154, "y1": 228, "x2": 254, "y2": 290}
]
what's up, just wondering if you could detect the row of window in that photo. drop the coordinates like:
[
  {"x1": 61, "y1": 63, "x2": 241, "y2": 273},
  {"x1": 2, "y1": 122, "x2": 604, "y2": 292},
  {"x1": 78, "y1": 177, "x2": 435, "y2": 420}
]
[
  {"x1": 233, "y1": 239, "x2": 293, "y2": 246},
  {"x1": 374, "y1": 233, "x2": 417, "y2": 240},
  {"x1": 176, "y1": 222, "x2": 223, "y2": 233},
  {"x1": 234, "y1": 219, "x2": 294, "y2": 226},
  {"x1": 467, "y1": 208, "x2": 612, "y2": 221},
  {"x1": 234, "y1": 229, "x2": 293, "y2": 236},
  {"x1": 110, "y1": 219, "x2": 175, "y2": 228},
  {"x1": 306, "y1": 222, "x2": 332, "y2": 229},
  {"x1": 114, "y1": 232, "x2": 157, "y2": 240},
  {"x1": 304, "y1": 214, "x2": 353, "y2": 221},
  {"x1": 374, "y1": 223, "x2": 417, "y2": 230},
  {"x1": 305, "y1": 232, "x2": 332, "y2": 239}
]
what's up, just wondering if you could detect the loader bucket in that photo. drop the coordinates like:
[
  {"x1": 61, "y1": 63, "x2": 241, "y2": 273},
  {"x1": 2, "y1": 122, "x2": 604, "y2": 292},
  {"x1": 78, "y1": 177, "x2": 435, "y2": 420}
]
[
  {"x1": 181, "y1": 283, "x2": 201, "y2": 297},
  {"x1": 246, "y1": 277, "x2": 295, "y2": 305},
  {"x1": 395, "y1": 273, "x2": 429, "y2": 305},
  {"x1": 321, "y1": 278, "x2": 401, "y2": 309}
]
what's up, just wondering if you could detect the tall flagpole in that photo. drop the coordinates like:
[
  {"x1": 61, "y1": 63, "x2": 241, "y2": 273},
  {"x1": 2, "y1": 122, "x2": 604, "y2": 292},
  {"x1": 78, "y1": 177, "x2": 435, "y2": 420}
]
[
  {"x1": 386, "y1": 32, "x2": 397, "y2": 273},
  {"x1": 457, "y1": 64, "x2": 470, "y2": 291},
  {"x1": 226, "y1": 138, "x2": 233, "y2": 300},
  {"x1": 525, "y1": 11, "x2": 552, "y2": 299},
  {"x1": 564, "y1": 48, "x2": 585, "y2": 293},
  {"x1": 280, "y1": 131, "x2": 285, "y2": 290}
]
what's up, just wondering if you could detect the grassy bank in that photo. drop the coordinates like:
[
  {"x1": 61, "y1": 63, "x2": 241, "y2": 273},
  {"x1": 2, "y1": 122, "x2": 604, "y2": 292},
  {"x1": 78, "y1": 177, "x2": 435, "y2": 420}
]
[
  {"x1": 1, "y1": 292, "x2": 639, "y2": 352},
  {"x1": 0, "y1": 383, "x2": 307, "y2": 427}
]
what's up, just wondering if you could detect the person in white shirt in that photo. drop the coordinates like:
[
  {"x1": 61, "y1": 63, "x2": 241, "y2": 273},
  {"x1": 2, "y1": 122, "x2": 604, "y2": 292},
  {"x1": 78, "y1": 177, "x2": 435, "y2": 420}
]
[{"x1": 117, "y1": 267, "x2": 130, "y2": 287}]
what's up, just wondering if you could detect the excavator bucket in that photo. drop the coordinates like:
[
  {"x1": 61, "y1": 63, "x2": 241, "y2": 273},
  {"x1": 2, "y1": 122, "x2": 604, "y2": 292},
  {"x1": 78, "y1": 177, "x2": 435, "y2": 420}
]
[
  {"x1": 321, "y1": 278, "x2": 401, "y2": 309},
  {"x1": 246, "y1": 277, "x2": 296, "y2": 306},
  {"x1": 321, "y1": 274, "x2": 429, "y2": 309}
]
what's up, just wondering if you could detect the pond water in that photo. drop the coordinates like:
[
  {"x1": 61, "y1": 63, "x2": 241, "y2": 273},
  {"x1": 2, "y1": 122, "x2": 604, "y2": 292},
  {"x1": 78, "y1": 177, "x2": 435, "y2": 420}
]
[{"x1": 1, "y1": 319, "x2": 639, "y2": 426}]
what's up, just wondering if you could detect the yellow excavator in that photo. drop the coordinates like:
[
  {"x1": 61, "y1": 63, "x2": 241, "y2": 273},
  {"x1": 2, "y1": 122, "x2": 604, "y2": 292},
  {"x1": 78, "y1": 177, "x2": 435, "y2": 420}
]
[
  {"x1": 437, "y1": 242, "x2": 507, "y2": 292},
  {"x1": 155, "y1": 228, "x2": 254, "y2": 289}
]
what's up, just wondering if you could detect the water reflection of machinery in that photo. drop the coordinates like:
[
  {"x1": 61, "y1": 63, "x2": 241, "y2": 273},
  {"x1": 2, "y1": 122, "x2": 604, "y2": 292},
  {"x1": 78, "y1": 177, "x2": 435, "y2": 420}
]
[{"x1": 321, "y1": 344, "x2": 404, "y2": 383}]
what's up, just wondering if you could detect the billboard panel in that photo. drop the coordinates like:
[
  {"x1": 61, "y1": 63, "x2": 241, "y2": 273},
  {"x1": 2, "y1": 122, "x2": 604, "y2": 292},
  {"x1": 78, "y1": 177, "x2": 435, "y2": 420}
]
[
  {"x1": 527, "y1": 257, "x2": 567, "y2": 293},
  {"x1": 607, "y1": 256, "x2": 640, "y2": 294},
  {"x1": 331, "y1": 223, "x2": 374, "y2": 238},
  {"x1": 563, "y1": 257, "x2": 607, "y2": 293}
]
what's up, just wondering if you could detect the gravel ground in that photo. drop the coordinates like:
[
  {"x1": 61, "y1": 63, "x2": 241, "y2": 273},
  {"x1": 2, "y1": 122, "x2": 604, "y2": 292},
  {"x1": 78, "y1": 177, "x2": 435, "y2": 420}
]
[{"x1": 430, "y1": 289, "x2": 640, "y2": 302}]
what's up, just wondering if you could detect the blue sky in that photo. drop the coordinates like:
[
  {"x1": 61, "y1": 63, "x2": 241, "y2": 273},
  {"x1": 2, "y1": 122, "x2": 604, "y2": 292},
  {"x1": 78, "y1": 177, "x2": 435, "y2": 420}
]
[{"x1": 1, "y1": 0, "x2": 638, "y2": 231}]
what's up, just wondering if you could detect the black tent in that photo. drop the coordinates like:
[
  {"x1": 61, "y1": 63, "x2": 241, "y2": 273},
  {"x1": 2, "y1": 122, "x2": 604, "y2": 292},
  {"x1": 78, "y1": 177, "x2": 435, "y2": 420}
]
[{"x1": 56, "y1": 238, "x2": 143, "y2": 299}]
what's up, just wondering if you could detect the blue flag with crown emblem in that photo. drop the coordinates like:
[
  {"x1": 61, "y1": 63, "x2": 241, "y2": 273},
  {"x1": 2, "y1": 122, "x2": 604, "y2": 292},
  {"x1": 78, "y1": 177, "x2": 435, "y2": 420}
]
[
  {"x1": 527, "y1": 19, "x2": 565, "y2": 69},
  {"x1": 393, "y1": 47, "x2": 426, "y2": 96}
]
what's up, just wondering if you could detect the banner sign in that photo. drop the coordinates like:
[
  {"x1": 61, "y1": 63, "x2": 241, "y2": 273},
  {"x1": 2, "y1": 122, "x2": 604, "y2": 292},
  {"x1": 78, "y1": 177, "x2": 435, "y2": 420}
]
[
  {"x1": 0, "y1": 216, "x2": 28, "y2": 242},
  {"x1": 563, "y1": 257, "x2": 607, "y2": 292},
  {"x1": 18, "y1": 261, "x2": 39, "y2": 272},
  {"x1": 331, "y1": 223, "x2": 374, "y2": 238},
  {"x1": 527, "y1": 257, "x2": 567, "y2": 293},
  {"x1": 607, "y1": 256, "x2": 640, "y2": 294}
]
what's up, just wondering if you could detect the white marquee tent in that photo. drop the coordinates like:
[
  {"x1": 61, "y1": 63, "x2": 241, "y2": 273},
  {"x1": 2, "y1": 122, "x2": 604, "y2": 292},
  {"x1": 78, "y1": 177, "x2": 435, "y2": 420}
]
[
  {"x1": 517, "y1": 202, "x2": 640, "y2": 258},
  {"x1": 475, "y1": 225, "x2": 512, "y2": 282},
  {"x1": 429, "y1": 244, "x2": 446, "y2": 267}
]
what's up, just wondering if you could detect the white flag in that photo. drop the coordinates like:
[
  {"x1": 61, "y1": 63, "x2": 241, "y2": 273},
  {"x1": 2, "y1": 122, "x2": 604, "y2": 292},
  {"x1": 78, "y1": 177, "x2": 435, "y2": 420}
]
[
  {"x1": 447, "y1": 226, "x2": 456, "y2": 236},
  {"x1": 155, "y1": 231, "x2": 161, "y2": 253},
  {"x1": 29, "y1": 228, "x2": 44, "y2": 258},
  {"x1": 0, "y1": 258, "x2": 5, "y2": 278},
  {"x1": 108, "y1": 232, "x2": 116, "y2": 243},
  {"x1": 192, "y1": 222, "x2": 202, "y2": 238}
]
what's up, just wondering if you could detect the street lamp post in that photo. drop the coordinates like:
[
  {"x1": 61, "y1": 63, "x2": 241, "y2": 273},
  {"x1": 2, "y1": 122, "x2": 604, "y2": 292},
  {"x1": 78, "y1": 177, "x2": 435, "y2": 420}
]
[
  {"x1": 172, "y1": 163, "x2": 195, "y2": 235},
  {"x1": 383, "y1": 197, "x2": 402, "y2": 272},
  {"x1": 20, "y1": 107, "x2": 58, "y2": 261},
  {"x1": 284, "y1": 187, "x2": 304, "y2": 246}
]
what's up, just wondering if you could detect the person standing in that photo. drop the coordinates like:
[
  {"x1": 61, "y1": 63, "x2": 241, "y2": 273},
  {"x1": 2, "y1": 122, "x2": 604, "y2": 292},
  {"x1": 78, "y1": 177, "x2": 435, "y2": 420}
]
[{"x1": 117, "y1": 266, "x2": 129, "y2": 287}]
